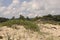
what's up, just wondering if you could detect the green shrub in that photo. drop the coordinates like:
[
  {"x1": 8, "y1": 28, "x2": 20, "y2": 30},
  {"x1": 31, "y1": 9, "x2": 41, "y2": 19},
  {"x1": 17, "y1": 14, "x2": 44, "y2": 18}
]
[{"x1": 0, "y1": 20, "x2": 39, "y2": 32}]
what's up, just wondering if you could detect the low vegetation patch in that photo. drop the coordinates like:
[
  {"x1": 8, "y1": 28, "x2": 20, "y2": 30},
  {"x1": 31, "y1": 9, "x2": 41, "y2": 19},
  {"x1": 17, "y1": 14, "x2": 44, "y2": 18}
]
[{"x1": 0, "y1": 19, "x2": 39, "y2": 32}]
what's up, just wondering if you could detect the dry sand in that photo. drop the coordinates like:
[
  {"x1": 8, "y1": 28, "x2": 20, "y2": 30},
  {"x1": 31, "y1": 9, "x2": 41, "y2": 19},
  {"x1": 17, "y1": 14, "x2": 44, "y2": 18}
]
[{"x1": 0, "y1": 24, "x2": 60, "y2": 40}]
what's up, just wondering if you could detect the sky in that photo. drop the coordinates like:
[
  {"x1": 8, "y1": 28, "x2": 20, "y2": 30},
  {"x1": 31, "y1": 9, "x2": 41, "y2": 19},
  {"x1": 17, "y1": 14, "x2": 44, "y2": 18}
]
[{"x1": 0, "y1": 0, "x2": 60, "y2": 18}]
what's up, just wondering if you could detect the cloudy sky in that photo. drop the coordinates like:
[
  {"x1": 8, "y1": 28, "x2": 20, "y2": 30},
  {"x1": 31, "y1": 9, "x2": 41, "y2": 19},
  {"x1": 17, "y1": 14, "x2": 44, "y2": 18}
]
[{"x1": 0, "y1": 0, "x2": 60, "y2": 18}]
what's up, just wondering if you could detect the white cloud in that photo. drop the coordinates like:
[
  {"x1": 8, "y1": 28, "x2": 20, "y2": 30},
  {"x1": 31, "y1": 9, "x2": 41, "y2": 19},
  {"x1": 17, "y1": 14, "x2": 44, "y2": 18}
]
[
  {"x1": 13, "y1": 0, "x2": 20, "y2": 4},
  {"x1": 0, "y1": 0, "x2": 60, "y2": 18},
  {"x1": 0, "y1": 6, "x2": 6, "y2": 12}
]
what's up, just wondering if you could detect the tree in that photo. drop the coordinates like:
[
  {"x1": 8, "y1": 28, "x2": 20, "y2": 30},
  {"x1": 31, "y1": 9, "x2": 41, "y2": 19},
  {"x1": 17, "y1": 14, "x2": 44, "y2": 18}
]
[
  {"x1": 26, "y1": 17, "x2": 30, "y2": 20},
  {"x1": 53, "y1": 15, "x2": 60, "y2": 21},
  {"x1": 42, "y1": 14, "x2": 53, "y2": 20},
  {"x1": 11, "y1": 16, "x2": 15, "y2": 20},
  {"x1": 19, "y1": 15, "x2": 25, "y2": 20},
  {"x1": 0, "y1": 17, "x2": 9, "y2": 23},
  {"x1": 43, "y1": 14, "x2": 53, "y2": 18},
  {"x1": 32, "y1": 16, "x2": 41, "y2": 21}
]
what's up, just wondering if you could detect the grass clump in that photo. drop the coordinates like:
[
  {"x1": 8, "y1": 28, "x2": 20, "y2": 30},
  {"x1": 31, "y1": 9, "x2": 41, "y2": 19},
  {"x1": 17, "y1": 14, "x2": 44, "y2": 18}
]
[{"x1": 0, "y1": 19, "x2": 39, "y2": 32}]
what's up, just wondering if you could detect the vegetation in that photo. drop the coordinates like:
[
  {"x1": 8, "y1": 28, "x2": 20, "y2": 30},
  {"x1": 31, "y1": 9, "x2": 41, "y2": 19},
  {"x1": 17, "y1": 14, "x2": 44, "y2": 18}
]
[
  {"x1": 0, "y1": 17, "x2": 9, "y2": 23},
  {"x1": 0, "y1": 14, "x2": 60, "y2": 22},
  {"x1": 19, "y1": 15, "x2": 25, "y2": 20},
  {"x1": 0, "y1": 14, "x2": 60, "y2": 32},
  {"x1": 0, "y1": 19, "x2": 39, "y2": 32},
  {"x1": 11, "y1": 16, "x2": 15, "y2": 20},
  {"x1": 32, "y1": 14, "x2": 60, "y2": 25},
  {"x1": 29, "y1": 14, "x2": 60, "y2": 22}
]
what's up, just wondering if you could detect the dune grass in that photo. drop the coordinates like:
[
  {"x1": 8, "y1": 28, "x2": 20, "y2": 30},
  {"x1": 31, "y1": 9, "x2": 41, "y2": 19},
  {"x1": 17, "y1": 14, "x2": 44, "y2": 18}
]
[{"x1": 0, "y1": 19, "x2": 39, "y2": 32}]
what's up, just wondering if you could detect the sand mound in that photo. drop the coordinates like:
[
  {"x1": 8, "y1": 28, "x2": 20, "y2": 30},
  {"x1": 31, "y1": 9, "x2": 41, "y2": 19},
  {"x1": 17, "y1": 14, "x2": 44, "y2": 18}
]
[
  {"x1": 0, "y1": 24, "x2": 60, "y2": 40},
  {"x1": 0, "y1": 25, "x2": 41, "y2": 40}
]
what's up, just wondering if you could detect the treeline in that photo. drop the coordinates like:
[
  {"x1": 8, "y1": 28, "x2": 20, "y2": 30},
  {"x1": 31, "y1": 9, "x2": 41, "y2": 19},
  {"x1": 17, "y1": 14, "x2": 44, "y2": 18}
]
[
  {"x1": 0, "y1": 15, "x2": 31, "y2": 23},
  {"x1": 11, "y1": 15, "x2": 31, "y2": 20},
  {"x1": 0, "y1": 14, "x2": 60, "y2": 23},
  {"x1": 0, "y1": 17, "x2": 9, "y2": 23},
  {"x1": 40, "y1": 14, "x2": 60, "y2": 21}
]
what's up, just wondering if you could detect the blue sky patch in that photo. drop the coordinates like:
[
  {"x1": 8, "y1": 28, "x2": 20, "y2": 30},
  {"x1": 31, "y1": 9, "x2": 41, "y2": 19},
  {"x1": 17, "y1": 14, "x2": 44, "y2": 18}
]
[{"x1": 0, "y1": 0, "x2": 12, "y2": 7}]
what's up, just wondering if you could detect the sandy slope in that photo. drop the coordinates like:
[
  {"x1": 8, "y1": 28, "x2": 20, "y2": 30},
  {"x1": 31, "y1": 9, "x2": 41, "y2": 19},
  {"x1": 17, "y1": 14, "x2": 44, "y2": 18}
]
[
  {"x1": 38, "y1": 23, "x2": 60, "y2": 40},
  {"x1": 0, "y1": 24, "x2": 60, "y2": 40},
  {"x1": 0, "y1": 25, "x2": 41, "y2": 40}
]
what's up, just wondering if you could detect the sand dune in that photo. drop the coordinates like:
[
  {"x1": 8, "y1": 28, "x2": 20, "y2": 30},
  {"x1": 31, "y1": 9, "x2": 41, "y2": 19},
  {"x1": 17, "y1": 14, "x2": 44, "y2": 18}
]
[{"x1": 0, "y1": 24, "x2": 60, "y2": 40}]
